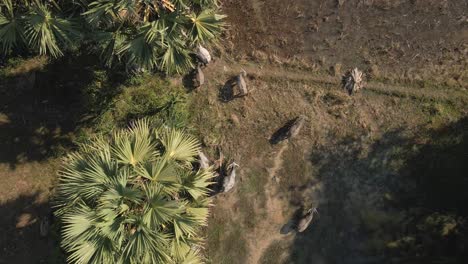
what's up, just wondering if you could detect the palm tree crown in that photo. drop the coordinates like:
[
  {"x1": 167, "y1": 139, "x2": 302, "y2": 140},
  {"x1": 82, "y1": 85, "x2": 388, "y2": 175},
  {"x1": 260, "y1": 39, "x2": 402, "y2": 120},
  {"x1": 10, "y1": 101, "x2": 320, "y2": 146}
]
[
  {"x1": 0, "y1": 0, "x2": 79, "y2": 57},
  {"x1": 55, "y1": 119, "x2": 214, "y2": 264},
  {"x1": 86, "y1": 0, "x2": 224, "y2": 73},
  {"x1": 0, "y1": 0, "x2": 225, "y2": 74}
]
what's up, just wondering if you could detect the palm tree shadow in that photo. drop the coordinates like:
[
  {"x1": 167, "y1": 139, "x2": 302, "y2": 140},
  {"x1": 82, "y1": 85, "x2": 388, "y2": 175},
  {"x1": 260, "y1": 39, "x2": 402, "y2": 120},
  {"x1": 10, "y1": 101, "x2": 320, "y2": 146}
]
[
  {"x1": 0, "y1": 192, "x2": 63, "y2": 263},
  {"x1": 0, "y1": 53, "x2": 122, "y2": 169}
]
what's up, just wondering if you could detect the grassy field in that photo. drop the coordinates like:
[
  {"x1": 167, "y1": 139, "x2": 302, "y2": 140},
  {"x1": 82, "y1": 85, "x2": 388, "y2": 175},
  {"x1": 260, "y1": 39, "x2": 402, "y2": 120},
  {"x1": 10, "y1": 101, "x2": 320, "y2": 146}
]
[
  {"x1": 188, "y1": 59, "x2": 468, "y2": 263},
  {"x1": 1, "y1": 1, "x2": 467, "y2": 263}
]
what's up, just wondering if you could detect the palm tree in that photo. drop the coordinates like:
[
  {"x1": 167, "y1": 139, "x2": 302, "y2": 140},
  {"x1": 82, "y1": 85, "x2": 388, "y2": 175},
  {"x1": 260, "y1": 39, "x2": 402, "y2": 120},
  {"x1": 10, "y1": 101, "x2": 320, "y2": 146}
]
[
  {"x1": 0, "y1": 0, "x2": 78, "y2": 57},
  {"x1": 0, "y1": 0, "x2": 225, "y2": 74},
  {"x1": 54, "y1": 119, "x2": 214, "y2": 264},
  {"x1": 86, "y1": 0, "x2": 225, "y2": 73}
]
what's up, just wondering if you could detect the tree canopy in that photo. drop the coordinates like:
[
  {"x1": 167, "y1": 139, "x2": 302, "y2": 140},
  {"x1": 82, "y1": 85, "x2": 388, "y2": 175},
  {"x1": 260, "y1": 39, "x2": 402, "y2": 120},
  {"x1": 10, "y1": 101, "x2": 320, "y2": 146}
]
[
  {"x1": 54, "y1": 119, "x2": 214, "y2": 263},
  {"x1": 0, "y1": 0, "x2": 225, "y2": 73}
]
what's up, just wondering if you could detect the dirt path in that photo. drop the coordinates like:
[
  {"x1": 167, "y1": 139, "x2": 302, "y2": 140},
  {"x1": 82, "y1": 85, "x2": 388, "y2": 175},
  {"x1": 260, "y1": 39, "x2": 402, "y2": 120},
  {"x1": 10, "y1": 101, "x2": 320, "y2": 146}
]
[
  {"x1": 247, "y1": 143, "x2": 292, "y2": 264},
  {"x1": 249, "y1": 0, "x2": 266, "y2": 30},
  {"x1": 222, "y1": 64, "x2": 468, "y2": 103}
]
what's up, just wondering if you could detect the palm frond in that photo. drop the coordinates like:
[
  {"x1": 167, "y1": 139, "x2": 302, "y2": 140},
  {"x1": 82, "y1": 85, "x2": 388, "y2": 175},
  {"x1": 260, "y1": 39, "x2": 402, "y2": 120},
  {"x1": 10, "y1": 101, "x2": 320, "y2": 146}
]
[
  {"x1": 61, "y1": 205, "x2": 96, "y2": 249},
  {"x1": 83, "y1": 0, "x2": 117, "y2": 26},
  {"x1": 178, "y1": 248, "x2": 204, "y2": 264},
  {"x1": 111, "y1": 119, "x2": 155, "y2": 166},
  {"x1": 121, "y1": 216, "x2": 170, "y2": 263},
  {"x1": 159, "y1": 127, "x2": 200, "y2": 162},
  {"x1": 135, "y1": 159, "x2": 178, "y2": 182},
  {"x1": 67, "y1": 242, "x2": 98, "y2": 264},
  {"x1": 92, "y1": 30, "x2": 127, "y2": 67},
  {"x1": 144, "y1": 19, "x2": 167, "y2": 44},
  {"x1": 100, "y1": 171, "x2": 143, "y2": 206},
  {"x1": 159, "y1": 36, "x2": 194, "y2": 74},
  {"x1": 170, "y1": 238, "x2": 191, "y2": 262},
  {"x1": 0, "y1": 0, "x2": 24, "y2": 53},
  {"x1": 185, "y1": 197, "x2": 211, "y2": 225},
  {"x1": 126, "y1": 33, "x2": 159, "y2": 70},
  {"x1": 24, "y1": 1, "x2": 79, "y2": 57},
  {"x1": 180, "y1": 169, "x2": 214, "y2": 200},
  {"x1": 56, "y1": 150, "x2": 119, "y2": 206},
  {"x1": 143, "y1": 185, "x2": 181, "y2": 228},
  {"x1": 172, "y1": 214, "x2": 198, "y2": 242},
  {"x1": 188, "y1": 9, "x2": 225, "y2": 43}
]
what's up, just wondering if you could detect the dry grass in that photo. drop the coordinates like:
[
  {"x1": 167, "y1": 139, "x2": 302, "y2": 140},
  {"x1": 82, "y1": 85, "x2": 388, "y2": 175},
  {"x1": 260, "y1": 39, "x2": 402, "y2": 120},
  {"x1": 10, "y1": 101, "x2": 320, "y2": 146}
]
[
  {"x1": 1, "y1": 56, "x2": 48, "y2": 77},
  {"x1": 188, "y1": 59, "x2": 468, "y2": 263}
]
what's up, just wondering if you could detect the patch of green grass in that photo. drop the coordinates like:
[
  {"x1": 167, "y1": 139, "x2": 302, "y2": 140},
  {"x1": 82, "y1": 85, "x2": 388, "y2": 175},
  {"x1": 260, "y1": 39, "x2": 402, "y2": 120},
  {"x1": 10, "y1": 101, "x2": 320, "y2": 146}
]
[
  {"x1": 81, "y1": 73, "x2": 190, "y2": 135},
  {"x1": 280, "y1": 147, "x2": 313, "y2": 193},
  {"x1": 240, "y1": 167, "x2": 268, "y2": 195},
  {"x1": 0, "y1": 56, "x2": 48, "y2": 78},
  {"x1": 259, "y1": 240, "x2": 287, "y2": 264},
  {"x1": 207, "y1": 214, "x2": 249, "y2": 264},
  {"x1": 187, "y1": 95, "x2": 225, "y2": 147},
  {"x1": 237, "y1": 191, "x2": 259, "y2": 229},
  {"x1": 372, "y1": 74, "x2": 464, "y2": 91},
  {"x1": 421, "y1": 101, "x2": 464, "y2": 128}
]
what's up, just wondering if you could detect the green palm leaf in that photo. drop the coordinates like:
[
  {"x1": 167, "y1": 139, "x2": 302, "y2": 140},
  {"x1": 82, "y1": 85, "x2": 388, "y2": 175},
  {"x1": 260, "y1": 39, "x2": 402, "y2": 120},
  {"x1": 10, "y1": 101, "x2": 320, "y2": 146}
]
[
  {"x1": 126, "y1": 34, "x2": 159, "y2": 70},
  {"x1": 0, "y1": 0, "x2": 24, "y2": 53},
  {"x1": 61, "y1": 205, "x2": 95, "y2": 248},
  {"x1": 56, "y1": 152, "x2": 118, "y2": 207},
  {"x1": 185, "y1": 198, "x2": 211, "y2": 225},
  {"x1": 112, "y1": 119, "x2": 156, "y2": 166},
  {"x1": 143, "y1": 185, "x2": 181, "y2": 228},
  {"x1": 180, "y1": 169, "x2": 214, "y2": 200},
  {"x1": 173, "y1": 214, "x2": 198, "y2": 243},
  {"x1": 179, "y1": 248, "x2": 204, "y2": 264},
  {"x1": 67, "y1": 242, "x2": 97, "y2": 264},
  {"x1": 92, "y1": 30, "x2": 128, "y2": 67},
  {"x1": 24, "y1": 1, "x2": 78, "y2": 57},
  {"x1": 99, "y1": 171, "x2": 143, "y2": 206},
  {"x1": 188, "y1": 9, "x2": 225, "y2": 43},
  {"x1": 144, "y1": 19, "x2": 167, "y2": 43},
  {"x1": 55, "y1": 120, "x2": 213, "y2": 263},
  {"x1": 121, "y1": 216, "x2": 170, "y2": 263},
  {"x1": 159, "y1": 128, "x2": 200, "y2": 162},
  {"x1": 135, "y1": 160, "x2": 181, "y2": 195},
  {"x1": 170, "y1": 238, "x2": 192, "y2": 262},
  {"x1": 159, "y1": 37, "x2": 194, "y2": 74},
  {"x1": 83, "y1": 0, "x2": 117, "y2": 26}
]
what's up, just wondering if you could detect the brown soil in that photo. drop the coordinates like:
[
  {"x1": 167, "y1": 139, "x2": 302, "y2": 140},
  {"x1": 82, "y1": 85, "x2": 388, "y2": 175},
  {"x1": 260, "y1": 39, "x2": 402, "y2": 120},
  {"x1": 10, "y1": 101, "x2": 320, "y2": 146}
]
[{"x1": 222, "y1": 0, "x2": 468, "y2": 79}]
